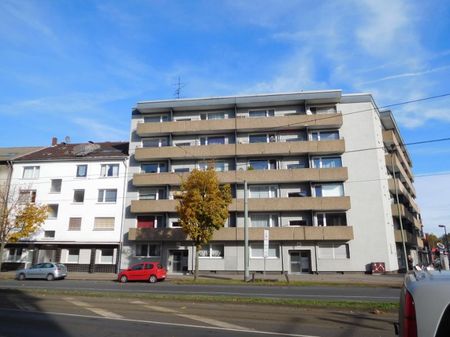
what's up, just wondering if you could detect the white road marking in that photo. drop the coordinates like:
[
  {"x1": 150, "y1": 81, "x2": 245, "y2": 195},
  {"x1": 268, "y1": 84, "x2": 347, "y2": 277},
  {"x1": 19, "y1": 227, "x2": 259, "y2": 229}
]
[
  {"x1": 64, "y1": 297, "x2": 123, "y2": 319},
  {"x1": 0, "y1": 307, "x2": 321, "y2": 337}
]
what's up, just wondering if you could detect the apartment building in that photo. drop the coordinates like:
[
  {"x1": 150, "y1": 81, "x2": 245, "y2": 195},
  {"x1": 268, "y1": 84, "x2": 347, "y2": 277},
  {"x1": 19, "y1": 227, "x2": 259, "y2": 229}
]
[
  {"x1": 122, "y1": 90, "x2": 424, "y2": 274},
  {"x1": 3, "y1": 141, "x2": 128, "y2": 273}
]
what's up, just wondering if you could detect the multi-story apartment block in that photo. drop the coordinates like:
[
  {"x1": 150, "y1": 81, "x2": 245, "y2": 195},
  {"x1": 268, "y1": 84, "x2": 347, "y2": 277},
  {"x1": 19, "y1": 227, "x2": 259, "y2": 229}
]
[
  {"x1": 3, "y1": 141, "x2": 128, "y2": 272},
  {"x1": 120, "y1": 90, "x2": 424, "y2": 274}
]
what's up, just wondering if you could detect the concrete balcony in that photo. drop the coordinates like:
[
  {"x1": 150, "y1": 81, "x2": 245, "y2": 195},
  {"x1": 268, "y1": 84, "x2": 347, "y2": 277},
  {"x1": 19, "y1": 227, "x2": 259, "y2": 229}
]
[
  {"x1": 388, "y1": 178, "x2": 419, "y2": 214},
  {"x1": 386, "y1": 153, "x2": 416, "y2": 197},
  {"x1": 136, "y1": 113, "x2": 343, "y2": 137},
  {"x1": 135, "y1": 139, "x2": 345, "y2": 161},
  {"x1": 130, "y1": 196, "x2": 351, "y2": 214},
  {"x1": 128, "y1": 226, "x2": 354, "y2": 242},
  {"x1": 383, "y1": 130, "x2": 413, "y2": 168},
  {"x1": 391, "y1": 203, "x2": 419, "y2": 226},
  {"x1": 133, "y1": 167, "x2": 349, "y2": 187},
  {"x1": 394, "y1": 229, "x2": 419, "y2": 246}
]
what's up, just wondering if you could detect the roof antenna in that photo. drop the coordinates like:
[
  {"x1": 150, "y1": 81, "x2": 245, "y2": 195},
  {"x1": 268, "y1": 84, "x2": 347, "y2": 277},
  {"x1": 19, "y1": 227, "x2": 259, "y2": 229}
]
[{"x1": 174, "y1": 76, "x2": 186, "y2": 99}]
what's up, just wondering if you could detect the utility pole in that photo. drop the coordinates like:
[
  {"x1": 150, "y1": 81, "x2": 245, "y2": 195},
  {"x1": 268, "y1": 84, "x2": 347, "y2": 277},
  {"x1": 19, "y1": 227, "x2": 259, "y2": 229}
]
[
  {"x1": 438, "y1": 225, "x2": 449, "y2": 259},
  {"x1": 244, "y1": 180, "x2": 249, "y2": 281}
]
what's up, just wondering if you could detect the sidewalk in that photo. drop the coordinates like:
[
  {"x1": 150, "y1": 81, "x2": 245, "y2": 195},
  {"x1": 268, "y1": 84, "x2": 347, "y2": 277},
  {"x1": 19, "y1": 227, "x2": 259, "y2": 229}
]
[{"x1": 0, "y1": 270, "x2": 404, "y2": 287}]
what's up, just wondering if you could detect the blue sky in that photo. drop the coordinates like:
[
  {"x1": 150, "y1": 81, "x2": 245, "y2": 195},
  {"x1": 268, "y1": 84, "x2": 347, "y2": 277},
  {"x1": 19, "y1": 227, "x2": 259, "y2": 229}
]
[{"x1": 0, "y1": 0, "x2": 449, "y2": 235}]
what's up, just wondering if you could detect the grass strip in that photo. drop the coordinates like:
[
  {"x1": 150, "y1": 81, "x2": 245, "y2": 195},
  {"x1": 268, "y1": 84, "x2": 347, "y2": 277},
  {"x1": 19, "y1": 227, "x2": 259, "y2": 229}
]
[{"x1": 15, "y1": 287, "x2": 399, "y2": 312}]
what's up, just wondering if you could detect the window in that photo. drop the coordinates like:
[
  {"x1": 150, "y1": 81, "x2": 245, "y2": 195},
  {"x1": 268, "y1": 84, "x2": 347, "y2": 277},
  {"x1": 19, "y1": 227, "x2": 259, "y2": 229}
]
[
  {"x1": 136, "y1": 244, "x2": 161, "y2": 257},
  {"x1": 44, "y1": 230, "x2": 55, "y2": 238},
  {"x1": 289, "y1": 220, "x2": 307, "y2": 226},
  {"x1": 19, "y1": 190, "x2": 36, "y2": 203},
  {"x1": 142, "y1": 137, "x2": 169, "y2": 148},
  {"x1": 7, "y1": 248, "x2": 23, "y2": 262},
  {"x1": 48, "y1": 204, "x2": 59, "y2": 219},
  {"x1": 22, "y1": 166, "x2": 40, "y2": 179},
  {"x1": 67, "y1": 249, "x2": 79, "y2": 263},
  {"x1": 100, "y1": 164, "x2": 119, "y2": 177},
  {"x1": 76, "y1": 165, "x2": 87, "y2": 177},
  {"x1": 249, "y1": 109, "x2": 275, "y2": 118},
  {"x1": 173, "y1": 167, "x2": 190, "y2": 173},
  {"x1": 250, "y1": 243, "x2": 279, "y2": 258},
  {"x1": 249, "y1": 134, "x2": 273, "y2": 144},
  {"x1": 139, "y1": 188, "x2": 165, "y2": 200},
  {"x1": 198, "y1": 161, "x2": 227, "y2": 172},
  {"x1": 94, "y1": 217, "x2": 115, "y2": 231},
  {"x1": 98, "y1": 189, "x2": 117, "y2": 203},
  {"x1": 250, "y1": 214, "x2": 278, "y2": 227},
  {"x1": 68, "y1": 217, "x2": 82, "y2": 231},
  {"x1": 50, "y1": 179, "x2": 62, "y2": 193},
  {"x1": 249, "y1": 185, "x2": 278, "y2": 198},
  {"x1": 316, "y1": 213, "x2": 347, "y2": 226},
  {"x1": 100, "y1": 249, "x2": 114, "y2": 264},
  {"x1": 249, "y1": 159, "x2": 276, "y2": 171},
  {"x1": 141, "y1": 162, "x2": 167, "y2": 173},
  {"x1": 200, "y1": 136, "x2": 226, "y2": 145},
  {"x1": 310, "y1": 130, "x2": 339, "y2": 141},
  {"x1": 171, "y1": 221, "x2": 181, "y2": 228},
  {"x1": 314, "y1": 183, "x2": 344, "y2": 197},
  {"x1": 310, "y1": 106, "x2": 336, "y2": 114},
  {"x1": 73, "y1": 189, "x2": 85, "y2": 203},
  {"x1": 288, "y1": 191, "x2": 308, "y2": 197},
  {"x1": 144, "y1": 115, "x2": 169, "y2": 123},
  {"x1": 312, "y1": 157, "x2": 342, "y2": 168},
  {"x1": 198, "y1": 244, "x2": 224, "y2": 258},
  {"x1": 137, "y1": 215, "x2": 165, "y2": 229},
  {"x1": 318, "y1": 244, "x2": 349, "y2": 259}
]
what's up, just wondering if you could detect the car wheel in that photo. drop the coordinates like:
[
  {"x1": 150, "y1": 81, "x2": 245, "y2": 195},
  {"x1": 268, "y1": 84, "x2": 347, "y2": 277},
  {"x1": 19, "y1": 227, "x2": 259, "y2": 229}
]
[
  {"x1": 18, "y1": 273, "x2": 26, "y2": 281},
  {"x1": 149, "y1": 275, "x2": 157, "y2": 283},
  {"x1": 120, "y1": 275, "x2": 128, "y2": 283},
  {"x1": 46, "y1": 273, "x2": 55, "y2": 281}
]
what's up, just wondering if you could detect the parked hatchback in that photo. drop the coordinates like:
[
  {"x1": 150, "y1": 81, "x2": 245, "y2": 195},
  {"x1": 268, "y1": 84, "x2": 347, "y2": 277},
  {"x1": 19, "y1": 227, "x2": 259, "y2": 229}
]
[
  {"x1": 118, "y1": 262, "x2": 166, "y2": 283},
  {"x1": 16, "y1": 262, "x2": 67, "y2": 281}
]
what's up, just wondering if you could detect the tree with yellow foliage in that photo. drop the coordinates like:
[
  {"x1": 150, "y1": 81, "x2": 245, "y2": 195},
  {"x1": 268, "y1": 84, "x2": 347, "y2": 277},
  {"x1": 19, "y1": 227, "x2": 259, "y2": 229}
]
[
  {"x1": 176, "y1": 168, "x2": 231, "y2": 280},
  {"x1": 0, "y1": 184, "x2": 48, "y2": 271}
]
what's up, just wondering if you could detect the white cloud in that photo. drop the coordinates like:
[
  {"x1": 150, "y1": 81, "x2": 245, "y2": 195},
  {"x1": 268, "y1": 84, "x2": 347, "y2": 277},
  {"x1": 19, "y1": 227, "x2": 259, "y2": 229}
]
[{"x1": 72, "y1": 117, "x2": 128, "y2": 141}]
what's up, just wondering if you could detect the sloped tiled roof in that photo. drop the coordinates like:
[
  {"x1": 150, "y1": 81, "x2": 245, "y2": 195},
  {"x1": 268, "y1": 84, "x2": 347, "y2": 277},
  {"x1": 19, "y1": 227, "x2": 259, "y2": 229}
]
[
  {"x1": 14, "y1": 142, "x2": 129, "y2": 162},
  {"x1": 0, "y1": 147, "x2": 44, "y2": 162}
]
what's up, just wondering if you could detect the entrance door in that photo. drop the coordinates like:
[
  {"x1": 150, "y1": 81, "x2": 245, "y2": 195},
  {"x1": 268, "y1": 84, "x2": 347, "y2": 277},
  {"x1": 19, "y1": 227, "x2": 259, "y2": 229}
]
[
  {"x1": 169, "y1": 250, "x2": 188, "y2": 273},
  {"x1": 290, "y1": 250, "x2": 311, "y2": 274}
]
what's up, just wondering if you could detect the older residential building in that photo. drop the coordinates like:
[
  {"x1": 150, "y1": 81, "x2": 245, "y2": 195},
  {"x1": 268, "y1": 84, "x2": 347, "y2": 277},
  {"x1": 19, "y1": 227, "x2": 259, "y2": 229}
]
[
  {"x1": 3, "y1": 141, "x2": 128, "y2": 273},
  {"x1": 121, "y1": 90, "x2": 424, "y2": 274}
]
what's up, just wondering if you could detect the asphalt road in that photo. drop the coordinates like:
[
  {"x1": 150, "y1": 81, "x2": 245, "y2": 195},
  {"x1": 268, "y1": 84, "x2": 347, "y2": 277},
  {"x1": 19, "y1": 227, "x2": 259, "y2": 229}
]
[
  {"x1": 0, "y1": 290, "x2": 397, "y2": 337},
  {"x1": 0, "y1": 279, "x2": 400, "y2": 302}
]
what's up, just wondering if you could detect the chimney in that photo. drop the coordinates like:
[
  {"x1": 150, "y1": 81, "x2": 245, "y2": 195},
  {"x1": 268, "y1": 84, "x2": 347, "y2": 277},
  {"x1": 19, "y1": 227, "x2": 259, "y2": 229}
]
[{"x1": 51, "y1": 137, "x2": 58, "y2": 146}]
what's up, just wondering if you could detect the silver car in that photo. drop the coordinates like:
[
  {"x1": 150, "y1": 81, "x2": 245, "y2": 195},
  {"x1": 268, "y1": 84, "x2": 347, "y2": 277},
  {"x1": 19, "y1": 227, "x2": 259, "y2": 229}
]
[{"x1": 16, "y1": 262, "x2": 67, "y2": 281}]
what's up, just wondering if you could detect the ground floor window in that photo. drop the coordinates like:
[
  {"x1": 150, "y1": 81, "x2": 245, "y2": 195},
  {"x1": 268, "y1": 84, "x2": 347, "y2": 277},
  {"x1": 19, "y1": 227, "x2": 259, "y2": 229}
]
[
  {"x1": 318, "y1": 244, "x2": 349, "y2": 259},
  {"x1": 136, "y1": 244, "x2": 161, "y2": 257},
  {"x1": 198, "y1": 244, "x2": 224, "y2": 258},
  {"x1": 250, "y1": 243, "x2": 280, "y2": 258},
  {"x1": 100, "y1": 249, "x2": 114, "y2": 264},
  {"x1": 7, "y1": 247, "x2": 23, "y2": 262},
  {"x1": 67, "y1": 248, "x2": 80, "y2": 263}
]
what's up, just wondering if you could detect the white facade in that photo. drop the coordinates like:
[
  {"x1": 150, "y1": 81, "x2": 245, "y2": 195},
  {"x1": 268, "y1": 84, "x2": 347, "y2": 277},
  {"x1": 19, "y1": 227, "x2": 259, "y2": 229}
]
[{"x1": 4, "y1": 144, "x2": 128, "y2": 272}]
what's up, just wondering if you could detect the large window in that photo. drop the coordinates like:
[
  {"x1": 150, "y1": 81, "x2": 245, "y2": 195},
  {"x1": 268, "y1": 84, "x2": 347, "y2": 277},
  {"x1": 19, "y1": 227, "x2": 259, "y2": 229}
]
[
  {"x1": 98, "y1": 189, "x2": 117, "y2": 203},
  {"x1": 312, "y1": 156, "x2": 342, "y2": 169},
  {"x1": 50, "y1": 179, "x2": 62, "y2": 193},
  {"x1": 249, "y1": 185, "x2": 278, "y2": 198},
  {"x1": 100, "y1": 249, "x2": 114, "y2": 264},
  {"x1": 19, "y1": 190, "x2": 36, "y2": 203},
  {"x1": 142, "y1": 137, "x2": 169, "y2": 148},
  {"x1": 250, "y1": 243, "x2": 279, "y2": 258},
  {"x1": 44, "y1": 230, "x2": 55, "y2": 238},
  {"x1": 94, "y1": 217, "x2": 115, "y2": 231},
  {"x1": 139, "y1": 188, "x2": 165, "y2": 200},
  {"x1": 48, "y1": 204, "x2": 59, "y2": 219},
  {"x1": 144, "y1": 115, "x2": 169, "y2": 123},
  {"x1": 314, "y1": 183, "x2": 344, "y2": 197},
  {"x1": 141, "y1": 162, "x2": 167, "y2": 173},
  {"x1": 318, "y1": 244, "x2": 349, "y2": 259},
  {"x1": 136, "y1": 244, "x2": 161, "y2": 257},
  {"x1": 310, "y1": 130, "x2": 339, "y2": 141},
  {"x1": 249, "y1": 134, "x2": 274, "y2": 144},
  {"x1": 250, "y1": 214, "x2": 278, "y2": 227},
  {"x1": 73, "y1": 189, "x2": 85, "y2": 203},
  {"x1": 137, "y1": 215, "x2": 165, "y2": 228},
  {"x1": 100, "y1": 164, "x2": 119, "y2": 177},
  {"x1": 68, "y1": 217, "x2": 82, "y2": 231},
  {"x1": 7, "y1": 248, "x2": 23, "y2": 262},
  {"x1": 67, "y1": 249, "x2": 79, "y2": 263},
  {"x1": 76, "y1": 165, "x2": 87, "y2": 177},
  {"x1": 249, "y1": 109, "x2": 275, "y2": 118},
  {"x1": 200, "y1": 136, "x2": 226, "y2": 145},
  {"x1": 198, "y1": 244, "x2": 224, "y2": 258},
  {"x1": 22, "y1": 166, "x2": 40, "y2": 179},
  {"x1": 316, "y1": 213, "x2": 347, "y2": 226},
  {"x1": 248, "y1": 159, "x2": 276, "y2": 171}
]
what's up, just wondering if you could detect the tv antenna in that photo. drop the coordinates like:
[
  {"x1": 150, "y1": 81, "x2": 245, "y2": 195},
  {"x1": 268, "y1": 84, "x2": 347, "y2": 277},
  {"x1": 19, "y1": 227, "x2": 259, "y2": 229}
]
[{"x1": 174, "y1": 76, "x2": 186, "y2": 99}]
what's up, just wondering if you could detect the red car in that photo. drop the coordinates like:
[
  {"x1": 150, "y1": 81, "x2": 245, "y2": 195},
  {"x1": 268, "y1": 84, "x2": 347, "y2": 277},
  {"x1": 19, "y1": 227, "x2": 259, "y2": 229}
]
[{"x1": 118, "y1": 262, "x2": 167, "y2": 283}]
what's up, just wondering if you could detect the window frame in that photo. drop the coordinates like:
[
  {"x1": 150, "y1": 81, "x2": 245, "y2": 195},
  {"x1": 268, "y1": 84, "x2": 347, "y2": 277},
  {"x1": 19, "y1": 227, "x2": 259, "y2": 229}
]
[
  {"x1": 50, "y1": 179, "x2": 62, "y2": 193},
  {"x1": 248, "y1": 109, "x2": 275, "y2": 118},
  {"x1": 73, "y1": 189, "x2": 85, "y2": 203},
  {"x1": 47, "y1": 204, "x2": 59, "y2": 219},
  {"x1": 249, "y1": 213, "x2": 279, "y2": 228},
  {"x1": 68, "y1": 217, "x2": 82, "y2": 231},
  {"x1": 135, "y1": 244, "x2": 161, "y2": 257},
  {"x1": 311, "y1": 156, "x2": 342, "y2": 169},
  {"x1": 100, "y1": 164, "x2": 119, "y2": 177},
  {"x1": 141, "y1": 162, "x2": 168, "y2": 174},
  {"x1": 250, "y1": 243, "x2": 280, "y2": 259},
  {"x1": 97, "y1": 189, "x2": 118, "y2": 203},
  {"x1": 22, "y1": 166, "x2": 40, "y2": 179},
  {"x1": 76, "y1": 165, "x2": 88, "y2": 178},
  {"x1": 93, "y1": 217, "x2": 115, "y2": 231},
  {"x1": 198, "y1": 244, "x2": 224, "y2": 259},
  {"x1": 142, "y1": 137, "x2": 169, "y2": 148}
]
